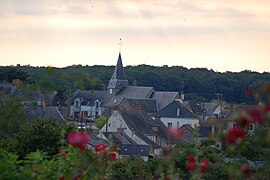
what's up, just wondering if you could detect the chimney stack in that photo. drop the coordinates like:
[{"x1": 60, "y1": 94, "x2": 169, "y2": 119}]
[
  {"x1": 155, "y1": 115, "x2": 161, "y2": 121},
  {"x1": 130, "y1": 104, "x2": 141, "y2": 112}
]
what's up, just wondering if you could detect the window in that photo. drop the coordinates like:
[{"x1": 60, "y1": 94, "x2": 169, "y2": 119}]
[
  {"x1": 168, "y1": 122, "x2": 172, "y2": 129},
  {"x1": 233, "y1": 123, "x2": 240, "y2": 129},
  {"x1": 75, "y1": 100, "x2": 79, "y2": 108},
  {"x1": 177, "y1": 108, "x2": 180, "y2": 116},
  {"x1": 83, "y1": 111, "x2": 88, "y2": 118},
  {"x1": 248, "y1": 124, "x2": 253, "y2": 131}
]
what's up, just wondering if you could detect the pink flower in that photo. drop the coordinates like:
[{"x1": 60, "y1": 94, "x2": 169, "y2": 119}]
[
  {"x1": 200, "y1": 159, "x2": 209, "y2": 173},
  {"x1": 95, "y1": 143, "x2": 106, "y2": 153},
  {"x1": 186, "y1": 155, "x2": 196, "y2": 171},
  {"x1": 168, "y1": 128, "x2": 184, "y2": 138},
  {"x1": 226, "y1": 128, "x2": 245, "y2": 145},
  {"x1": 241, "y1": 163, "x2": 251, "y2": 179},
  {"x1": 67, "y1": 132, "x2": 90, "y2": 151}
]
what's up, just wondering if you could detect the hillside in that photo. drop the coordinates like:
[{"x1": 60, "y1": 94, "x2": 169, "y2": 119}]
[{"x1": 1, "y1": 64, "x2": 270, "y2": 104}]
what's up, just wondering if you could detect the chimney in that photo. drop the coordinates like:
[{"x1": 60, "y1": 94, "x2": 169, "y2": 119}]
[
  {"x1": 181, "y1": 93, "x2": 185, "y2": 100},
  {"x1": 230, "y1": 103, "x2": 235, "y2": 112},
  {"x1": 151, "y1": 125, "x2": 159, "y2": 132},
  {"x1": 12, "y1": 79, "x2": 21, "y2": 85},
  {"x1": 42, "y1": 100, "x2": 47, "y2": 108},
  {"x1": 130, "y1": 104, "x2": 141, "y2": 112},
  {"x1": 155, "y1": 115, "x2": 161, "y2": 121}
]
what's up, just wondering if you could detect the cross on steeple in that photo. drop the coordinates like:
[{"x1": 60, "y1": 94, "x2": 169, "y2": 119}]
[{"x1": 118, "y1": 38, "x2": 122, "y2": 52}]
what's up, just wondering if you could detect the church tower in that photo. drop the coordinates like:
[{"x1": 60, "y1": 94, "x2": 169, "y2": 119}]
[{"x1": 108, "y1": 53, "x2": 129, "y2": 96}]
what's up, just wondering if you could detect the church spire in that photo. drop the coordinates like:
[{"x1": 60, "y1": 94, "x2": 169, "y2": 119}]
[
  {"x1": 108, "y1": 52, "x2": 129, "y2": 95},
  {"x1": 110, "y1": 53, "x2": 126, "y2": 80}
]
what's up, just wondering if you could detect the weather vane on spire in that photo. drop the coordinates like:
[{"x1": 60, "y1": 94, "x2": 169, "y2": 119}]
[{"x1": 118, "y1": 38, "x2": 122, "y2": 53}]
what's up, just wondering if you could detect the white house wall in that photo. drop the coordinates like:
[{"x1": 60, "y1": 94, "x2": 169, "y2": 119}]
[
  {"x1": 100, "y1": 111, "x2": 148, "y2": 145},
  {"x1": 160, "y1": 117, "x2": 199, "y2": 129}
]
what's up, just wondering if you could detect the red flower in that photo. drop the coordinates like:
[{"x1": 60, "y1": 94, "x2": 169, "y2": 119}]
[
  {"x1": 58, "y1": 176, "x2": 65, "y2": 180},
  {"x1": 241, "y1": 163, "x2": 251, "y2": 179},
  {"x1": 95, "y1": 143, "x2": 106, "y2": 153},
  {"x1": 73, "y1": 171, "x2": 83, "y2": 180},
  {"x1": 108, "y1": 151, "x2": 117, "y2": 160},
  {"x1": 265, "y1": 105, "x2": 270, "y2": 117},
  {"x1": 226, "y1": 128, "x2": 245, "y2": 145},
  {"x1": 112, "y1": 144, "x2": 119, "y2": 151},
  {"x1": 67, "y1": 132, "x2": 90, "y2": 151},
  {"x1": 200, "y1": 159, "x2": 209, "y2": 173},
  {"x1": 247, "y1": 107, "x2": 264, "y2": 125},
  {"x1": 168, "y1": 128, "x2": 184, "y2": 138},
  {"x1": 186, "y1": 155, "x2": 196, "y2": 171}
]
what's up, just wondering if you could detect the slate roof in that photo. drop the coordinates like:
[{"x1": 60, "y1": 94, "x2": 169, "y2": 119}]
[
  {"x1": 119, "y1": 144, "x2": 151, "y2": 157},
  {"x1": 103, "y1": 132, "x2": 137, "y2": 145},
  {"x1": 25, "y1": 106, "x2": 66, "y2": 122},
  {"x1": 158, "y1": 101, "x2": 198, "y2": 119},
  {"x1": 69, "y1": 90, "x2": 109, "y2": 105},
  {"x1": 105, "y1": 86, "x2": 154, "y2": 108},
  {"x1": 120, "y1": 98, "x2": 157, "y2": 114},
  {"x1": 187, "y1": 100, "x2": 221, "y2": 116},
  {"x1": 187, "y1": 100, "x2": 204, "y2": 115},
  {"x1": 204, "y1": 101, "x2": 220, "y2": 115},
  {"x1": 0, "y1": 83, "x2": 15, "y2": 94},
  {"x1": 119, "y1": 110, "x2": 168, "y2": 148},
  {"x1": 87, "y1": 133, "x2": 109, "y2": 147},
  {"x1": 43, "y1": 93, "x2": 66, "y2": 106},
  {"x1": 151, "y1": 91, "x2": 179, "y2": 111},
  {"x1": 110, "y1": 53, "x2": 126, "y2": 80}
]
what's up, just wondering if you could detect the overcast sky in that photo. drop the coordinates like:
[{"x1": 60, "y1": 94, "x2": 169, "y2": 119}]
[{"x1": 0, "y1": 0, "x2": 270, "y2": 72}]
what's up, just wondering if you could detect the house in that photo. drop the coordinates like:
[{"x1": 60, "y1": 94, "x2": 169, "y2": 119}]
[
  {"x1": 99, "y1": 108, "x2": 169, "y2": 156},
  {"x1": 185, "y1": 100, "x2": 229, "y2": 122},
  {"x1": 67, "y1": 89, "x2": 108, "y2": 119},
  {"x1": 158, "y1": 100, "x2": 199, "y2": 129},
  {"x1": 179, "y1": 124, "x2": 195, "y2": 143},
  {"x1": 119, "y1": 144, "x2": 152, "y2": 161},
  {"x1": 118, "y1": 98, "x2": 157, "y2": 116},
  {"x1": 102, "y1": 132, "x2": 154, "y2": 161}
]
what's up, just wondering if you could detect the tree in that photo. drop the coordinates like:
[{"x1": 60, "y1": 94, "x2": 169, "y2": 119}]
[
  {"x1": 5, "y1": 118, "x2": 75, "y2": 158},
  {"x1": 95, "y1": 116, "x2": 107, "y2": 129},
  {"x1": 0, "y1": 94, "x2": 27, "y2": 138}
]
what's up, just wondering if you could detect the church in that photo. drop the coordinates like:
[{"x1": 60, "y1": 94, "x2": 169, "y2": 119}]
[{"x1": 68, "y1": 52, "x2": 199, "y2": 129}]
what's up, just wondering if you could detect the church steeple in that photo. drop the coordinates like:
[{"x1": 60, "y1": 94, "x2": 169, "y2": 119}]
[
  {"x1": 108, "y1": 53, "x2": 129, "y2": 95},
  {"x1": 111, "y1": 53, "x2": 126, "y2": 80}
]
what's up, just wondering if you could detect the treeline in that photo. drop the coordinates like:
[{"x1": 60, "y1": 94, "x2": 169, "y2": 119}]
[{"x1": 1, "y1": 65, "x2": 270, "y2": 104}]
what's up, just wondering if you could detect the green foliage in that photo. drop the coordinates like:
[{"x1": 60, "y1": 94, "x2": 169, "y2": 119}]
[
  {"x1": 0, "y1": 148, "x2": 21, "y2": 180},
  {"x1": 95, "y1": 116, "x2": 107, "y2": 129},
  {"x1": 0, "y1": 67, "x2": 29, "y2": 83},
  {"x1": 32, "y1": 67, "x2": 100, "y2": 99},
  {"x1": 106, "y1": 158, "x2": 153, "y2": 179},
  {"x1": 0, "y1": 94, "x2": 27, "y2": 138},
  {"x1": 202, "y1": 163, "x2": 229, "y2": 179},
  {"x1": 5, "y1": 118, "x2": 74, "y2": 158},
  {"x1": 11, "y1": 64, "x2": 270, "y2": 104}
]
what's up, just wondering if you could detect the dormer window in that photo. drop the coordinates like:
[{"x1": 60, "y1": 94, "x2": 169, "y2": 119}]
[
  {"x1": 95, "y1": 100, "x2": 101, "y2": 108},
  {"x1": 74, "y1": 98, "x2": 80, "y2": 108}
]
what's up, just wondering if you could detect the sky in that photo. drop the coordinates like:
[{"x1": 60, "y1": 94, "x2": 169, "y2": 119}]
[{"x1": 0, "y1": 0, "x2": 270, "y2": 72}]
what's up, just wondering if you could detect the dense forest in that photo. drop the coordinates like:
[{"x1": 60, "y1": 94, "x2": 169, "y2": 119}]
[{"x1": 1, "y1": 64, "x2": 270, "y2": 104}]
